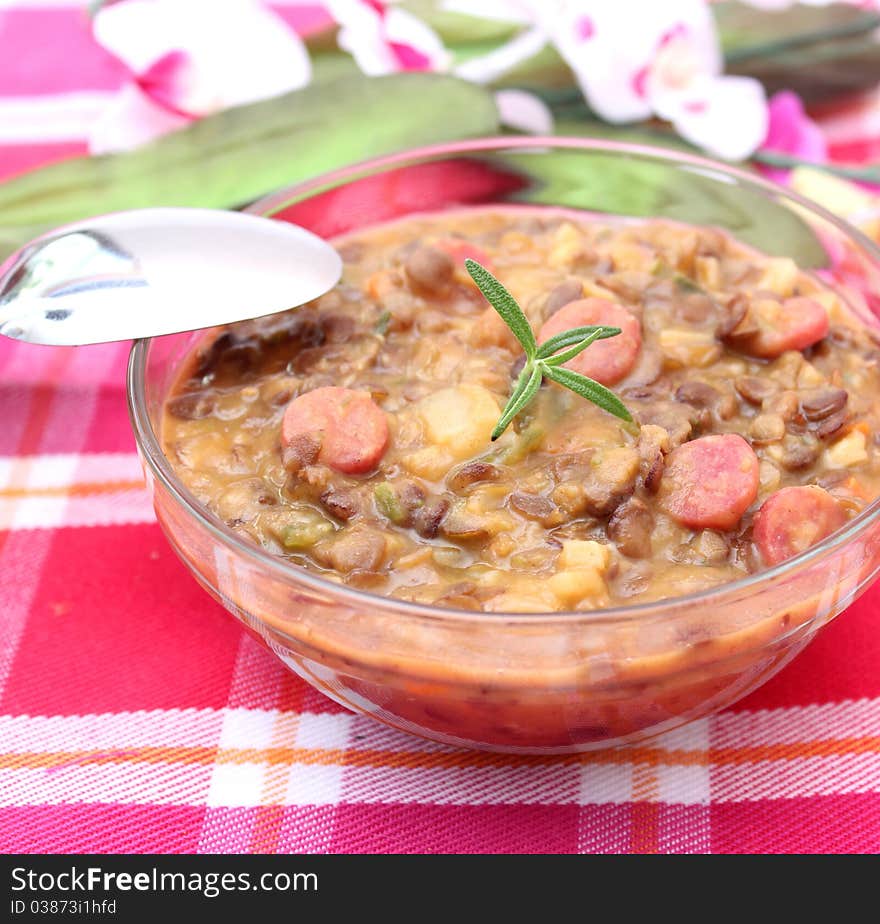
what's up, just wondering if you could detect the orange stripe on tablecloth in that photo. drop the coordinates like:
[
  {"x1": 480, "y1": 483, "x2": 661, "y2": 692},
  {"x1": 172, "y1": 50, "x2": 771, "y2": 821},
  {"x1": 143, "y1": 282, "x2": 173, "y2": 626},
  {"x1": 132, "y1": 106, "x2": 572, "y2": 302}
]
[
  {"x1": 250, "y1": 712, "x2": 300, "y2": 854},
  {"x1": 1, "y1": 350, "x2": 73, "y2": 537},
  {"x1": 0, "y1": 480, "x2": 145, "y2": 498},
  {"x1": 5, "y1": 736, "x2": 880, "y2": 774},
  {"x1": 15, "y1": 352, "x2": 74, "y2": 457},
  {"x1": 630, "y1": 764, "x2": 660, "y2": 854}
]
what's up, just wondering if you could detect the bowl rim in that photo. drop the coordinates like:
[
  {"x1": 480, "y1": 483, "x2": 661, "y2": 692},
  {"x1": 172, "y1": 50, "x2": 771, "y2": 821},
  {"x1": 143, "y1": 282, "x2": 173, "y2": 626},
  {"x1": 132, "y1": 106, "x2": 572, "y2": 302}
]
[{"x1": 128, "y1": 134, "x2": 880, "y2": 626}]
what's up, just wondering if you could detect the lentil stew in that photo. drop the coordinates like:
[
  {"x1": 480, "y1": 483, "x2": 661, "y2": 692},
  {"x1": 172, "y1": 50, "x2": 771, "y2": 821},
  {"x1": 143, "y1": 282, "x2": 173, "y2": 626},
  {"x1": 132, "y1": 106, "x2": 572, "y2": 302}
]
[{"x1": 161, "y1": 208, "x2": 880, "y2": 615}]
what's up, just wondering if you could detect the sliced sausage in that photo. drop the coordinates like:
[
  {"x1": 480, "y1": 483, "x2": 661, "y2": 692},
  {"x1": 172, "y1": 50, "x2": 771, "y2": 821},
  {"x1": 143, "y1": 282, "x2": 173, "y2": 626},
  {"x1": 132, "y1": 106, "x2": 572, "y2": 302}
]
[
  {"x1": 728, "y1": 296, "x2": 829, "y2": 359},
  {"x1": 281, "y1": 386, "x2": 388, "y2": 475},
  {"x1": 537, "y1": 298, "x2": 642, "y2": 386},
  {"x1": 753, "y1": 485, "x2": 846, "y2": 566},
  {"x1": 435, "y1": 237, "x2": 493, "y2": 274},
  {"x1": 658, "y1": 434, "x2": 759, "y2": 530}
]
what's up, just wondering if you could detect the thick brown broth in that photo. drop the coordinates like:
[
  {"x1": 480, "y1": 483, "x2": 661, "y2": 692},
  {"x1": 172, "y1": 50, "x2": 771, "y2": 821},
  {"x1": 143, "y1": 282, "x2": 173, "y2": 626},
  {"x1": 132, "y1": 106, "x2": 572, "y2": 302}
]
[{"x1": 161, "y1": 208, "x2": 880, "y2": 613}]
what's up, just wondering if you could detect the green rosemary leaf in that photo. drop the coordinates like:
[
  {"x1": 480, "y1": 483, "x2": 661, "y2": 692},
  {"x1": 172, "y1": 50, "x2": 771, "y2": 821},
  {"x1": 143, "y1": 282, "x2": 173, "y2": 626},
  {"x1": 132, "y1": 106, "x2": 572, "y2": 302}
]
[
  {"x1": 673, "y1": 273, "x2": 703, "y2": 293},
  {"x1": 465, "y1": 259, "x2": 537, "y2": 359},
  {"x1": 543, "y1": 366, "x2": 633, "y2": 422},
  {"x1": 541, "y1": 330, "x2": 605, "y2": 367},
  {"x1": 491, "y1": 363, "x2": 543, "y2": 440},
  {"x1": 374, "y1": 310, "x2": 391, "y2": 335},
  {"x1": 535, "y1": 325, "x2": 620, "y2": 359}
]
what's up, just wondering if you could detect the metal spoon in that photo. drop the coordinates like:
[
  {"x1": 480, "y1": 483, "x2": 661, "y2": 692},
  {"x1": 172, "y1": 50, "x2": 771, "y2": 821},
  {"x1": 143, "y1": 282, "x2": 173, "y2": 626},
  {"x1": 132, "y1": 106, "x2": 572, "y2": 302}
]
[{"x1": 0, "y1": 208, "x2": 342, "y2": 346}]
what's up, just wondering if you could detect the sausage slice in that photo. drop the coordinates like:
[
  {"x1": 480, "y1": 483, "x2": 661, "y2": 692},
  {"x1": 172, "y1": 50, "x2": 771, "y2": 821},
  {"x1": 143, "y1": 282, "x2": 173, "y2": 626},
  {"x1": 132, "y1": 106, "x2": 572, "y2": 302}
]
[
  {"x1": 282, "y1": 386, "x2": 388, "y2": 475},
  {"x1": 537, "y1": 298, "x2": 642, "y2": 385},
  {"x1": 435, "y1": 237, "x2": 493, "y2": 273},
  {"x1": 753, "y1": 485, "x2": 846, "y2": 566},
  {"x1": 659, "y1": 434, "x2": 759, "y2": 530},
  {"x1": 733, "y1": 296, "x2": 829, "y2": 359}
]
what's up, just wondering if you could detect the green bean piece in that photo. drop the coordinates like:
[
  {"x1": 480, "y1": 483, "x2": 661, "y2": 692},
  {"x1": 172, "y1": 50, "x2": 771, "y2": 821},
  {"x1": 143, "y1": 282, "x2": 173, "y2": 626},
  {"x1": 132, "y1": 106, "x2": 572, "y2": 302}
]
[
  {"x1": 374, "y1": 482, "x2": 408, "y2": 525},
  {"x1": 274, "y1": 511, "x2": 335, "y2": 550}
]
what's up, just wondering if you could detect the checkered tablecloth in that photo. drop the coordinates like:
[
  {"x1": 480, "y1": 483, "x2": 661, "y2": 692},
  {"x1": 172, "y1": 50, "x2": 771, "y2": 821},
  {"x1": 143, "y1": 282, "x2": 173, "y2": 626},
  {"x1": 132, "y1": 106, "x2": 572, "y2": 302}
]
[{"x1": 2, "y1": 2, "x2": 880, "y2": 855}]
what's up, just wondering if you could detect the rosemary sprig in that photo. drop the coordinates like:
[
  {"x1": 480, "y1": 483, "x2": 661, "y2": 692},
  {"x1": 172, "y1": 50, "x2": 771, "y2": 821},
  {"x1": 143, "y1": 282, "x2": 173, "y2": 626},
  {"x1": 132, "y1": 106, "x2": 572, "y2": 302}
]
[{"x1": 464, "y1": 258, "x2": 633, "y2": 440}]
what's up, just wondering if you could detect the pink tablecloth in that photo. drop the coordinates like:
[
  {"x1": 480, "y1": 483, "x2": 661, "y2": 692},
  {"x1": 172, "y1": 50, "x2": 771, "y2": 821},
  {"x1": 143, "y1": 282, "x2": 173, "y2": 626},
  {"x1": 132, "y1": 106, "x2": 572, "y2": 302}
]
[{"x1": 1, "y1": 3, "x2": 879, "y2": 855}]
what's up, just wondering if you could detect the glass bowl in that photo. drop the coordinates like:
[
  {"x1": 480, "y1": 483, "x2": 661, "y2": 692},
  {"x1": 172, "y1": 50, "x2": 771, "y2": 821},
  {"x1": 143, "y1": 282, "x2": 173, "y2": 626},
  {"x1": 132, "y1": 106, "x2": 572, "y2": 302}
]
[{"x1": 128, "y1": 137, "x2": 880, "y2": 754}]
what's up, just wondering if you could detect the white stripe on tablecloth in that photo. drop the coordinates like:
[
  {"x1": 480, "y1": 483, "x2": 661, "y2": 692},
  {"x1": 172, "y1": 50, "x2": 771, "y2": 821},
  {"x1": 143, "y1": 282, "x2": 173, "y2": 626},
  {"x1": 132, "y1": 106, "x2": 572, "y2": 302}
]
[
  {"x1": 0, "y1": 489, "x2": 155, "y2": 529},
  {"x1": 0, "y1": 92, "x2": 112, "y2": 142},
  {"x1": 0, "y1": 452, "x2": 155, "y2": 529},
  {"x1": 0, "y1": 452, "x2": 144, "y2": 489},
  {"x1": 713, "y1": 698, "x2": 880, "y2": 747},
  {"x1": 0, "y1": 763, "x2": 215, "y2": 807},
  {"x1": 0, "y1": 699, "x2": 878, "y2": 806},
  {"x1": 0, "y1": 708, "x2": 224, "y2": 752},
  {"x1": 711, "y1": 753, "x2": 880, "y2": 802}
]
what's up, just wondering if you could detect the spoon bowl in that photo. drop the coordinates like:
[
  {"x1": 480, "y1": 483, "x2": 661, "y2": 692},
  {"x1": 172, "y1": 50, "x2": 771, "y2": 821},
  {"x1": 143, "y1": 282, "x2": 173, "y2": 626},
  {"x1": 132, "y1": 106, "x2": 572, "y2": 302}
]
[{"x1": 0, "y1": 208, "x2": 342, "y2": 346}]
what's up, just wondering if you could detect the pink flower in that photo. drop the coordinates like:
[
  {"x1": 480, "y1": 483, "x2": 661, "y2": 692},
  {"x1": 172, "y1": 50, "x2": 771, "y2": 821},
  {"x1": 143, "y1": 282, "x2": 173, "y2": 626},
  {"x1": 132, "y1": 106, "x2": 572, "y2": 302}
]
[
  {"x1": 328, "y1": 1, "x2": 553, "y2": 134},
  {"x1": 89, "y1": 0, "x2": 311, "y2": 154},
  {"x1": 325, "y1": 0, "x2": 451, "y2": 75},
  {"x1": 763, "y1": 91, "x2": 828, "y2": 162},
  {"x1": 448, "y1": 0, "x2": 769, "y2": 160}
]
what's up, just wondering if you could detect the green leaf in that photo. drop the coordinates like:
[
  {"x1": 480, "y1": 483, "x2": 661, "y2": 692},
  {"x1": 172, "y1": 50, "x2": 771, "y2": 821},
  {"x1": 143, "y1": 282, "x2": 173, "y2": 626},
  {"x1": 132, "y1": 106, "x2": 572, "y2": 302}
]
[
  {"x1": 717, "y1": 1, "x2": 880, "y2": 62},
  {"x1": 492, "y1": 363, "x2": 543, "y2": 440},
  {"x1": 542, "y1": 366, "x2": 633, "y2": 422},
  {"x1": 0, "y1": 73, "x2": 499, "y2": 260},
  {"x1": 465, "y1": 258, "x2": 537, "y2": 358},
  {"x1": 402, "y1": 0, "x2": 520, "y2": 47},
  {"x1": 716, "y1": 1, "x2": 880, "y2": 103},
  {"x1": 541, "y1": 331, "x2": 607, "y2": 368},
  {"x1": 535, "y1": 325, "x2": 620, "y2": 359}
]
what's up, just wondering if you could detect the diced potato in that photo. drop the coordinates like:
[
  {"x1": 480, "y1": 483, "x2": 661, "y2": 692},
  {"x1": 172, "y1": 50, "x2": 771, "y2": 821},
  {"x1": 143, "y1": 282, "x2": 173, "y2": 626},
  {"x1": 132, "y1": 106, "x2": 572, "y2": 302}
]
[
  {"x1": 548, "y1": 241, "x2": 589, "y2": 268},
  {"x1": 695, "y1": 255, "x2": 721, "y2": 290},
  {"x1": 401, "y1": 445, "x2": 455, "y2": 481},
  {"x1": 592, "y1": 446, "x2": 640, "y2": 486},
  {"x1": 547, "y1": 568, "x2": 607, "y2": 605},
  {"x1": 811, "y1": 290, "x2": 844, "y2": 319},
  {"x1": 500, "y1": 230, "x2": 531, "y2": 253},
  {"x1": 756, "y1": 257, "x2": 799, "y2": 298},
  {"x1": 796, "y1": 362, "x2": 826, "y2": 388},
  {"x1": 464, "y1": 484, "x2": 510, "y2": 512},
  {"x1": 172, "y1": 432, "x2": 236, "y2": 472},
  {"x1": 610, "y1": 239, "x2": 654, "y2": 272},
  {"x1": 659, "y1": 328, "x2": 723, "y2": 367},
  {"x1": 488, "y1": 533, "x2": 517, "y2": 558},
  {"x1": 759, "y1": 460, "x2": 781, "y2": 493},
  {"x1": 483, "y1": 590, "x2": 558, "y2": 613},
  {"x1": 548, "y1": 222, "x2": 594, "y2": 268},
  {"x1": 824, "y1": 430, "x2": 868, "y2": 468},
  {"x1": 558, "y1": 539, "x2": 611, "y2": 572},
  {"x1": 417, "y1": 385, "x2": 501, "y2": 460},
  {"x1": 396, "y1": 547, "x2": 433, "y2": 569}
]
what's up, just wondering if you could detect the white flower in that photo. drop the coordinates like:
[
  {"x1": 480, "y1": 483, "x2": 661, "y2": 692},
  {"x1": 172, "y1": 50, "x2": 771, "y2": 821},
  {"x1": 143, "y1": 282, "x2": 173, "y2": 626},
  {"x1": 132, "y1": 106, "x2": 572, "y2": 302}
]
[
  {"x1": 90, "y1": 0, "x2": 311, "y2": 154},
  {"x1": 327, "y1": 1, "x2": 553, "y2": 134},
  {"x1": 447, "y1": 0, "x2": 769, "y2": 160},
  {"x1": 324, "y1": 0, "x2": 451, "y2": 75}
]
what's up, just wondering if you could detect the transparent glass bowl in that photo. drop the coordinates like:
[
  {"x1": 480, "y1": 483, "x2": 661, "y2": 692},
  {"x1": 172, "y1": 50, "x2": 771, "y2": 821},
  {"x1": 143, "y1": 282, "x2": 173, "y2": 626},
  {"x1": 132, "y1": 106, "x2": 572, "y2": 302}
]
[{"x1": 128, "y1": 138, "x2": 880, "y2": 754}]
